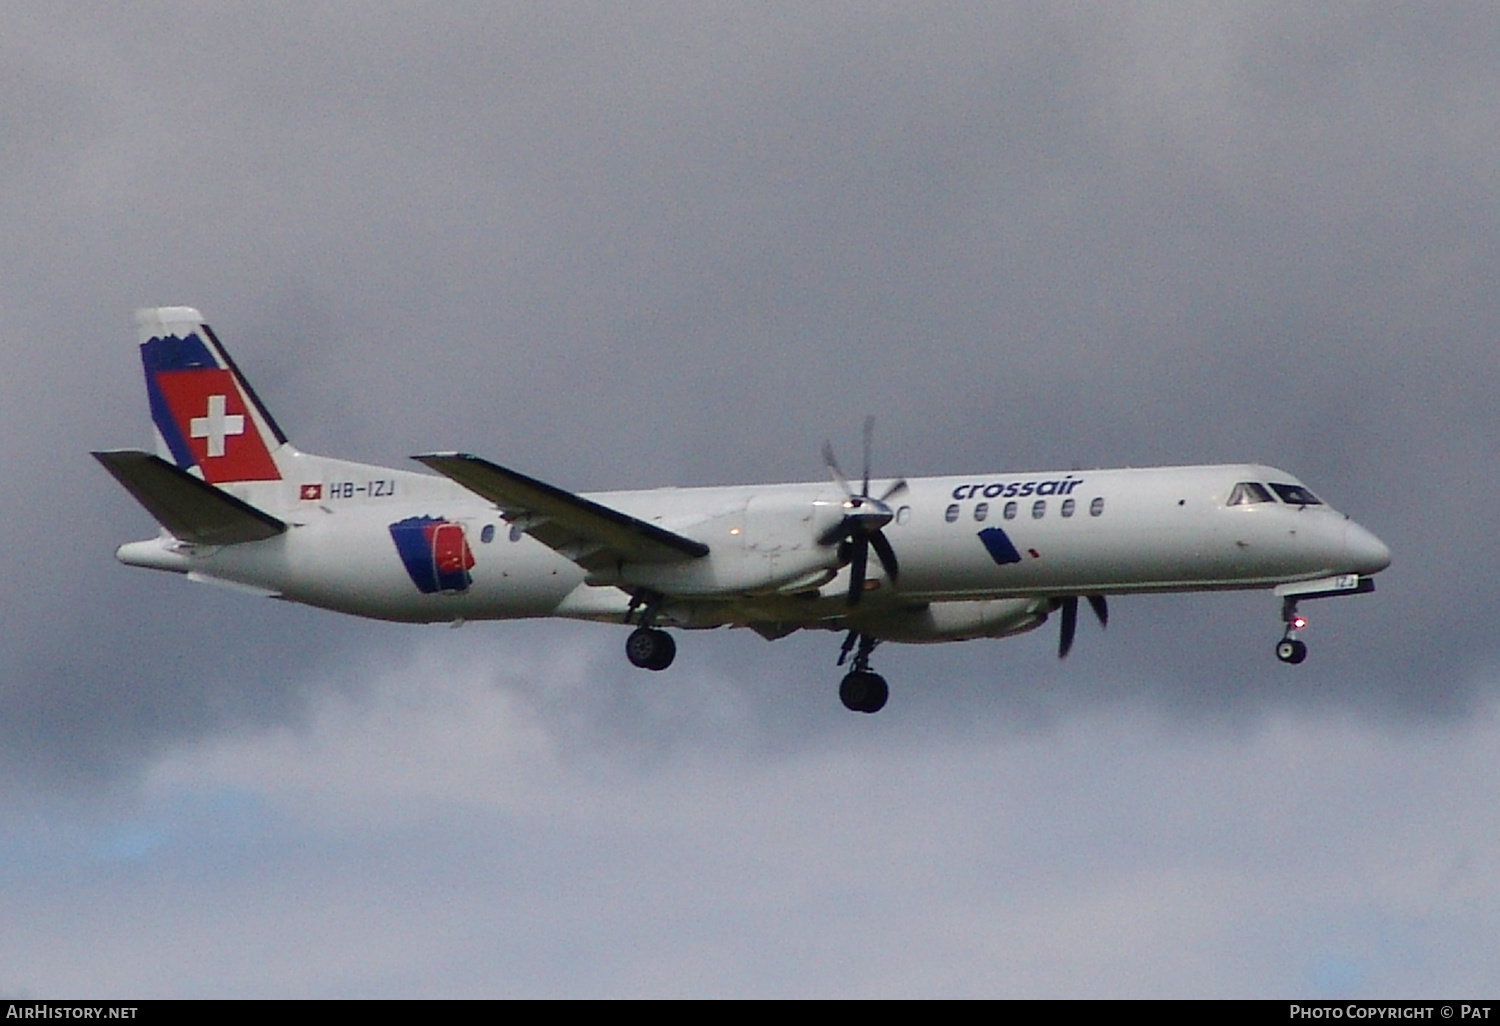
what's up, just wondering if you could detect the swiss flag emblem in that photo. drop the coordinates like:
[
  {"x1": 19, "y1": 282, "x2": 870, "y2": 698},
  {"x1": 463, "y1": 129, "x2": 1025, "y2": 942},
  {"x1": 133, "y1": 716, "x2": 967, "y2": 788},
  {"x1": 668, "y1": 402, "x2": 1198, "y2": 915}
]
[
  {"x1": 300, "y1": 483, "x2": 323, "y2": 501},
  {"x1": 155, "y1": 369, "x2": 280, "y2": 483}
]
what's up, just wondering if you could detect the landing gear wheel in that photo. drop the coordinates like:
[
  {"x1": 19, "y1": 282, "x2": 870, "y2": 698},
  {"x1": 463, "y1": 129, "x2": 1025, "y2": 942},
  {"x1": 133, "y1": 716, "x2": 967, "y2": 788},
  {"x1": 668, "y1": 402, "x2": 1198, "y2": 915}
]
[
  {"x1": 626, "y1": 627, "x2": 676, "y2": 671},
  {"x1": 839, "y1": 670, "x2": 889, "y2": 714},
  {"x1": 1276, "y1": 639, "x2": 1307, "y2": 664}
]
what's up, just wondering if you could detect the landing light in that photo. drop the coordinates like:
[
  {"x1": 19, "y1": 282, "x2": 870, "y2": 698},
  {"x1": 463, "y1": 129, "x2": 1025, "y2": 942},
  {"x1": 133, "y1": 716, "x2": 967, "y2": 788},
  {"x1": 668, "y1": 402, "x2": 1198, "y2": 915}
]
[{"x1": 1290, "y1": 615, "x2": 1307, "y2": 630}]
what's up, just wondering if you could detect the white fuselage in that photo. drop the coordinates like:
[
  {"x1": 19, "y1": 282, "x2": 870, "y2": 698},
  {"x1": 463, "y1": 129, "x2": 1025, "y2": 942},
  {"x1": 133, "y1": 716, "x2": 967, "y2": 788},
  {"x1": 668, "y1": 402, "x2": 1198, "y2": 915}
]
[{"x1": 117, "y1": 449, "x2": 1391, "y2": 644}]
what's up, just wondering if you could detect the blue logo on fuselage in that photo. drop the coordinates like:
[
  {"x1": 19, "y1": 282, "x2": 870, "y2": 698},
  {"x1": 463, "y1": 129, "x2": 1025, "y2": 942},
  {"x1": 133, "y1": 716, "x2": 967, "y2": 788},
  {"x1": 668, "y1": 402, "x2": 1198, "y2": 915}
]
[
  {"x1": 389, "y1": 516, "x2": 475, "y2": 594},
  {"x1": 951, "y1": 476, "x2": 1084, "y2": 501},
  {"x1": 977, "y1": 527, "x2": 1023, "y2": 566}
]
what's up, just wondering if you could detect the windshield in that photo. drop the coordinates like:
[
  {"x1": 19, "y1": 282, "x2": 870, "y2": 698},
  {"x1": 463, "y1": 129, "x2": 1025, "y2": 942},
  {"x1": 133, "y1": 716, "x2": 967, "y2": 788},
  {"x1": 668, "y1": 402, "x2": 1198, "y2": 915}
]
[
  {"x1": 1268, "y1": 482, "x2": 1322, "y2": 505},
  {"x1": 1226, "y1": 482, "x2": 1275, "y2": 506}
]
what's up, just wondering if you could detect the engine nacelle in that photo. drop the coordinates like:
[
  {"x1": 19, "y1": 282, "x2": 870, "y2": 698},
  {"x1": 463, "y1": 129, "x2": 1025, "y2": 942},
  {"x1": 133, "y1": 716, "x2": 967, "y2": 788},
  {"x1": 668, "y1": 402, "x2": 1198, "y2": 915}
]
[
  {"x1": 857, "y1": 598, "x2": 1049, "y2": 642},
  {"x1": 614, "y1": 493, "x2": 847, "y2": 597}
]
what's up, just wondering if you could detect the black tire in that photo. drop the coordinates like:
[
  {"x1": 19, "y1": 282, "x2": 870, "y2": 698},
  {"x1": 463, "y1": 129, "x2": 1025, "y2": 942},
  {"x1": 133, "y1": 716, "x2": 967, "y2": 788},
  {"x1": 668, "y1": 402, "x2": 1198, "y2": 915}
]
[
  {"x1": 648, "y1": 630, "x2": 676, "y2": 670},
  {"x1": 1276, "y1": 639, "x2": 1307, "y2": 664},
  {"x1": 839, "y1": 671, "x2": 889, "y2": 713},
  {"x1": 626, "y1": 627, "x2": 676, "y2": 671}
]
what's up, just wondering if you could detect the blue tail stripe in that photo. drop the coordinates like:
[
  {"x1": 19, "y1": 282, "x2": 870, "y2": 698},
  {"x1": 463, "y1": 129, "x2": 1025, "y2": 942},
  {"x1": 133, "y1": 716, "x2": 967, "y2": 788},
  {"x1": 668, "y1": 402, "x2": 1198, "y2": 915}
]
[
  {"x1": 141, "y1": 332, "x2": 217, "y2": 373},
  {"x1": 141, "y1": 333, "x2": 218, "y2": 469}
]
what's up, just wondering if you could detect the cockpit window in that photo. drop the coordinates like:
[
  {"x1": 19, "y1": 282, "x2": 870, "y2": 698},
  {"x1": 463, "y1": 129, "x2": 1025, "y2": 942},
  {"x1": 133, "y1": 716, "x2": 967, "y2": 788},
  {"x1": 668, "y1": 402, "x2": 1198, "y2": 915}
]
[
  {"x1": 1268, "y1": 483, "x2": 1322, "y2": 505},
  {"x1": 1226, "y1": 482, "x2": 1275, "y2": 506}
]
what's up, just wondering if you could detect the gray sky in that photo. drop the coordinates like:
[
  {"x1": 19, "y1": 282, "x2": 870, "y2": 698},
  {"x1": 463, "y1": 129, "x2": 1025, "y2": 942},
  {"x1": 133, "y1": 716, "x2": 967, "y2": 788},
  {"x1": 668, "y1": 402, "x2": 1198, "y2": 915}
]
[{"x1": 2, "y1": 2, "x2": 1498, "y2": 996}]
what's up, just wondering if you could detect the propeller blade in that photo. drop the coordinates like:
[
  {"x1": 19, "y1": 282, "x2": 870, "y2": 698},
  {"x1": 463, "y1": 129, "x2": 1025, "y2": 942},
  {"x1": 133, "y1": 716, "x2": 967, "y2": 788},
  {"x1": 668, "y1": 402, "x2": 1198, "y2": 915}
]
[
  {"x1": 868, "y1": 529, "x2": 900, "y2": 582},
  {"x1": 1058, "y1": 596, "x2": 1078, "y2": 659},
  {"x1": 821, "y1": 420, "x2": 904, "y2": 605},
  {"x1": 1087, "y1": 594, "x2": 1109, "y2": 629},
  {"x1": 846, "y1": 536, "x2": 869, "y2": 606},
  {"x1": 817, "y1": 515, "x2": 853, "y2": 548},
  {"x1": 861, "y1": 415, "x2": 875, "y2": 498},
  {"x1": 822, "y1": 441, "x2": 853, "y2": 497}
]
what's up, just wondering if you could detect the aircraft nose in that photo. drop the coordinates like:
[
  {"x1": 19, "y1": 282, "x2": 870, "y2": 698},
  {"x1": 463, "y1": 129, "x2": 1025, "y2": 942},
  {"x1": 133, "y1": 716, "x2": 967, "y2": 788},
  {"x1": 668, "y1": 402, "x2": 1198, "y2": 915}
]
[{"x1": 1344, "y1": 520, "x2": 1391, "y2": 575}]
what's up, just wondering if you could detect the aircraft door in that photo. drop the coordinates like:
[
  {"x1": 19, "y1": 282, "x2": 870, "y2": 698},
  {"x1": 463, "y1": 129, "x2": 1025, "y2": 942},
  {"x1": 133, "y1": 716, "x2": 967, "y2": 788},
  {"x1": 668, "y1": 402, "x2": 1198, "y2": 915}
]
[
  {"x1": 389, "y1": 515, "x2": 476, "y2": 594},
  {"x1": 431, "y1": 522, "x2": 475, "y2": 593}
]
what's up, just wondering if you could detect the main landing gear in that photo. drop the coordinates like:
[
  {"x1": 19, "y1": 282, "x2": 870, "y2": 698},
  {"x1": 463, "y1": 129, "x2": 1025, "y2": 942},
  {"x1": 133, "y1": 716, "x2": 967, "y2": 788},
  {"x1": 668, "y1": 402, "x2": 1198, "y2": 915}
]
[
  {"x1": 1276, "y1": 597, "x2": 1309, "y2": 665},
  {"x1": 624, "y1": 591, "x2": 676, "y2": 671},
  {"x1": 836, "y1": 630, "x2": 888, "y2": 713},
  {"x1": 626, "y1": 626, "x2": 676, "y2": 670}
]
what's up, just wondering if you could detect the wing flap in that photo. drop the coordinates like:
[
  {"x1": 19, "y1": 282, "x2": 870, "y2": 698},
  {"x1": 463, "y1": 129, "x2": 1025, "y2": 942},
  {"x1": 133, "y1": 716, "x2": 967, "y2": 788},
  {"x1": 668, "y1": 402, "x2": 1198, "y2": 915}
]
[
  {"x1": 93, "y1": 450, "x2": 286, "y2": 545},
  {"x1": 413, "y1": 452, "x2": 709, "y2": 569}
]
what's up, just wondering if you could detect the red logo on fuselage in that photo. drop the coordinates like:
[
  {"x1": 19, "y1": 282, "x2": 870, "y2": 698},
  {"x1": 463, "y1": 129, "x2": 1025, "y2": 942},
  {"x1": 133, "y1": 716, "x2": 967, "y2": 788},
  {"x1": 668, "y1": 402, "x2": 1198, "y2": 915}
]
[{"x1": 154, "y1": 369, "x2": 281, "y2": 483}]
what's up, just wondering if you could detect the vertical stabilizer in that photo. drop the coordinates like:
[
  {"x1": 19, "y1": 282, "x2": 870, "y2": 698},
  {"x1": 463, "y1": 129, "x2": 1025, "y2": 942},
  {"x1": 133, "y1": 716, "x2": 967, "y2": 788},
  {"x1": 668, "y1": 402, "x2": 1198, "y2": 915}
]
[{"x1": 136, "y1": 306, "x2": 288, "y2": 485}]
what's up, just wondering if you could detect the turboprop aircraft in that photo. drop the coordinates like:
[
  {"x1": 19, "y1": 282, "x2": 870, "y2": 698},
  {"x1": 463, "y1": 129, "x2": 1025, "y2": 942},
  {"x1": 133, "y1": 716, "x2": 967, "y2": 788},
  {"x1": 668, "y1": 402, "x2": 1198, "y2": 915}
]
[{"x1": 95, "y1": 307, "x2": 1391, "y2": 713}]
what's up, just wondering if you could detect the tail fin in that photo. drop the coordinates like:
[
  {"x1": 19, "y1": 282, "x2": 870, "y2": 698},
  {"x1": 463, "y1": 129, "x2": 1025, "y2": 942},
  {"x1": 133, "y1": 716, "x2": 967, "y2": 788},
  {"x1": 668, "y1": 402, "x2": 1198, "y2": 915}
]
[{"x1": 137, "y1": 307, "x2": 289, "y2": 484}]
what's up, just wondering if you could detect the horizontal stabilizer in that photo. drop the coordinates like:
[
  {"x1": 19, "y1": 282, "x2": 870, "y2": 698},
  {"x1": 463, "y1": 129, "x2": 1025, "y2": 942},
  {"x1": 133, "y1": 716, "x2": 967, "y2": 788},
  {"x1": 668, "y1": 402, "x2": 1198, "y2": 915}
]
[
  {"x1": 93, "y1": 450, "x2": 287, "y2": 545},
  {"x1": 414, "y1": 452, "x2": 709, "y2": 570}
]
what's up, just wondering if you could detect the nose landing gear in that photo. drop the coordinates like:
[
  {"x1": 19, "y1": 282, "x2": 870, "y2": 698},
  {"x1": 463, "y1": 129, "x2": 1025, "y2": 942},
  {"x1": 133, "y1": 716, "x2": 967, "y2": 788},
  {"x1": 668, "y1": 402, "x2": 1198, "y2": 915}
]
[
  {"x1": 1276, "y1": 598, "x2": 1308, "y2": 664},
  {"x1": 836, "y1": 631, "x2": 888, "y2": 713},
  {"x1": 1271, "y1": 574, "x2": 1379, "y2": 665}
]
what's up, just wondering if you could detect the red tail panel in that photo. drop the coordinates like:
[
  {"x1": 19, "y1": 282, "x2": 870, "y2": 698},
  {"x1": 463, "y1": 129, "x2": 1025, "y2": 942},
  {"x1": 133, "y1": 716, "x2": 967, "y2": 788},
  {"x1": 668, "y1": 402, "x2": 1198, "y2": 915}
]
[{"x1": 153, "y1": 368, "x2": 281, "y2": 483}]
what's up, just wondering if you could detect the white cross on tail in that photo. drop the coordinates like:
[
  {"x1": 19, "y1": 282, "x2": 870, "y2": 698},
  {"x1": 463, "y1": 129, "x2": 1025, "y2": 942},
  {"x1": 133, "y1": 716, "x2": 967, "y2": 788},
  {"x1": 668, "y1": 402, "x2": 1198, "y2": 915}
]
[{"x1": 188, "y1": 394, "x2": 245, "y2": 457}]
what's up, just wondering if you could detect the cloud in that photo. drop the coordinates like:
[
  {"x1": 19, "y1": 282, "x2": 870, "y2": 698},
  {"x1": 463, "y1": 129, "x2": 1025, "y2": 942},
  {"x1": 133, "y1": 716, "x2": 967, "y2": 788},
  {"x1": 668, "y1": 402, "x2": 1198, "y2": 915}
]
[{"x1": 3, "y1": 637, "x2": 1497, "y2": 996}]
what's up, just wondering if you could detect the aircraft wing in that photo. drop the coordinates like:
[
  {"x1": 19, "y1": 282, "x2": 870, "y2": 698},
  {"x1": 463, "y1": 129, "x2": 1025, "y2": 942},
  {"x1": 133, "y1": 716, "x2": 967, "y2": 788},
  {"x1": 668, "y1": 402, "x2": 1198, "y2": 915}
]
[
  {"x1": 93, "y1": 449, "x2": 287, "y2": 545},
  {"x1": 413, "y1": 452, "x2": 710, "y2": 571}
]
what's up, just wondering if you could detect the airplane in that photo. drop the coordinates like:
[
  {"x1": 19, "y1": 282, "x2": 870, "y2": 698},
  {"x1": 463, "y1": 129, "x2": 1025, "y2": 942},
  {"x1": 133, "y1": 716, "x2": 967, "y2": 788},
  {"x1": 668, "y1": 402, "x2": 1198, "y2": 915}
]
[{"x1": 94, "y1": 307, "x2": 1392, "y2": 714}]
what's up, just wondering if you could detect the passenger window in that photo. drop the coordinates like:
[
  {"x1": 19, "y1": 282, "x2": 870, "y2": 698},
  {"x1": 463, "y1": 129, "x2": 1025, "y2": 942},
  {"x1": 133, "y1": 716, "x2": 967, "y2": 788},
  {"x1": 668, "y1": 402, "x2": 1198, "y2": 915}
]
[
  {"x1": 480, "y1": 524, "x2": 496, "y2": 544},
  {"x1": 1268, "y1": 483, "x2": 1322, "y2": 505},
  {"x1": 1090, "y1": 497, "x2": 1105, "y2": 517},
  {"x1": 1003, "y1": 501, "x2": 1017, "y2": 520},
  {"x1": 1032, "y1": 500, "x2": 1046, "y2": 519},
  {"x1": 896, "y1": 505, "x2": 911, "y2": 525},
  {"x1": 1227, "y1": 482, "x2": 1275, "y2": 506},
  {"x1": 974, "y1": 502, "x2": 989, "y2": 522},
  {"x1": 945, "y1": 503, "x2": 960, "y2": 523},
  {"x1": 509, "y1": 524, "x2": 524, "y2": 542},
  {"x1": 1061, "y1": 498, "x2": 1075, "y2": 518}
]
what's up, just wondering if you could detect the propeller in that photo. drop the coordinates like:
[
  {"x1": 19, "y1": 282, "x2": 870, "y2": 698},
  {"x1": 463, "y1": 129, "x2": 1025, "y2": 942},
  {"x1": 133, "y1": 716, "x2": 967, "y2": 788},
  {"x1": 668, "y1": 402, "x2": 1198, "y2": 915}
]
[
  {"x1": 1055, "y1": 593, "x2": 1109, "y2": 658},
  {"x1": 819, "y1": 416, "x2": 908, "y2": 606}
]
